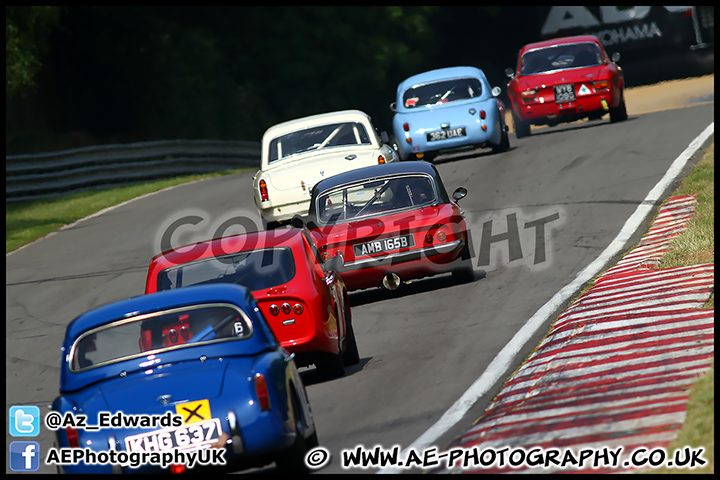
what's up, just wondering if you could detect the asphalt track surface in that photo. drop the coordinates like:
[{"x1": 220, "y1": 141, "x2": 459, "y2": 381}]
[{"x1": 5, "y1": 103, "x2": 714, "y2": 474}]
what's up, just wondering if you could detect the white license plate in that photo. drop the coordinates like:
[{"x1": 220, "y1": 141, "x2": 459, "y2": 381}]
[
  {"x1": 554, "y1": 84, "x2": 576, "y2": 103},
  {"x1": 427, "y1": 127, "x2": 466, "y2": 142},
  {"x1": 124, "y1": 418, "x2": 221, "y2": 453},
  {"x1": 354, "y1": 234, "x2": 415, "y2": 257}
]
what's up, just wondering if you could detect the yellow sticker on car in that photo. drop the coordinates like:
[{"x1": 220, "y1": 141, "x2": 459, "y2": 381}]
[{"x1": 175, "y1": 399, "x2": 212, "y2": 425}]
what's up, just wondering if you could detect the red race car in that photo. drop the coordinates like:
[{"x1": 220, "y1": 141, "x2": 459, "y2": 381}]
[
  {"x1": 145, "y1": 228, "x2": 359, "y2": 379},
  {"x1": 505, "y1": 34, "x2": 627, "y2": 138},
  {"x1": 296, "y1": 161, "x2": 474, "y2": 292}
]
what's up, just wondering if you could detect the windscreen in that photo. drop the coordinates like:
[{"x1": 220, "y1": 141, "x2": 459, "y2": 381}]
[
  {"x1": 157, "y1": 247, "x2": 296, "y2": 293},
  {"x1": 269, "y1": 122, "x2": 371, "y2": 163},
  {"x1": 520, "y1": 42, "x2": 603, "y2": 75},
  {"x1": 70, "y1": 304, "x2": 253, "y2": 372},
  {"x1": 402, "y1": 77, "x2": 483, "y2": 109},
  {"x1": 316, "y1": 175, "x2": 436, "y2": 223}
]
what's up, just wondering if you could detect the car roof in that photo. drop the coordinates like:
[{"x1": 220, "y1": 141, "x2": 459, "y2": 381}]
[
  {"x1": 149, "y1": 227, "x2": 306, "y2": 273},
  {"x1": 65, "y1": 284, "x2": 258, "y2": 342},
  {"x1": 310, "y1": 161, "x2": 440, "y2": 196},
  {"x1": 262, "y1": 109, "x2": 372, "y2": 141},
  {"x1": 521, "y1": 35, "x2": 602, "y2": 53},
  {"x1": 397, "y1": 66, "x2": 489, "y2": 92}
]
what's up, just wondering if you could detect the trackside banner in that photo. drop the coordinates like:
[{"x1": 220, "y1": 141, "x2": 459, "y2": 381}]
[{"x1": 535, "y1": 6, "x2": 713, "y2": 60}]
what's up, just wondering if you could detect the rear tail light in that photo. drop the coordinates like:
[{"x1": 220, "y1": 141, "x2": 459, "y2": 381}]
[
  {"x1": 593, "y1": 80, "x2": 609, "y2": 91},
  {"x1": 170, "y1": 464, "x2": 187, "y2": 474},
  {"x1": 436, "y1": 230, "x2": 447, "y2": 242},
  {"x1": 378, "y1": 154, "x2": 386, "y2": 165},
  {"x1": 254, "y1": 373, "x2": 271, "y2": 411},
  {"x1": 293, "y1": 303, "x2": 304, "y2": 315},
  {"x1": 259, "y1": 179, "x2": 269, "y2": 202},
  {"x1": 480, "y1": 110, "x2": 486, "y2": 120},
  {"x1": 403, "y1": 122, "x2": 409, "y2": 132},
  {"x1": 66, "y1": 426, "x2": 80, "y2": 448},
  {"x1": 268, "y1": 304, "x2": 279, "y2": 316},
  {"x1": 520, "y1": 90, "x2": 536, "y2": 102},
  {"x1": 281, "y1": 303, "x2": 291, "y2": 314}
]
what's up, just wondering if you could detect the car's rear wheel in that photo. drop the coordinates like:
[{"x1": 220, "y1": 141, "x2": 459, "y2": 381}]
[
  {"x1": 275, "y1": 392, "x2": 310, "y2": 473},
  {"x1": 316, "y1": 343, "x2": 345, "y2": 379},
  {"x1": 492, "y1": 122, "x2": 510, "y2": 153},
  {"x1": 513, "y1": 113, "x2": 531, "y2": 138},
  {"x1": 342, "y1": 317, "x2": 360, "y2": 366},
  {"x1": 609, "y1": 92, "x2": 628, "y2": 123}
]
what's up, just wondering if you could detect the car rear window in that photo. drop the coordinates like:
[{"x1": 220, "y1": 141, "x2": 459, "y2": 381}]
[
  {"x1": 520, "y1": 42, "x2": 603, "y2": 75},
  {"x1": 402, "y1": 77, "x2": 483, "y2": 109},
  {"x1": 315, "y1": 174, "x2": 436, "y2": 223},
  {"x1": 70, "y1": 304, "x2": 254, "y2": 372},
  {"x1": 269, "y1": 121, "x2": 371, "y2": 163},
  {"x1": 157, "y1": 247, "x2": 296, "y2": 292}
]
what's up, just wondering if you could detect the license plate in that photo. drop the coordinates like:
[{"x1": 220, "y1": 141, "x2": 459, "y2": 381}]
[
  {"x1": 554, "y1": 84, "x2": 576, "y2": 103},
  {"x1": 354, "y1": 235, "x2": 415, "y2": 257},
  {"x1": 124, "y1": 418, "x2": 222, "y2": 453},
  {"x1": 427, "y1": 127, "x2": 466, "y2": 142}
]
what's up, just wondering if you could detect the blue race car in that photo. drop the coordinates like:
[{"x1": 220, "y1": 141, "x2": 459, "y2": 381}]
[
  {"x1": 51, "y1": 284, "x2": 319, "y2": 474},
  {"x1": 390, "y1": 66, "x2": 510, "y2": 162}
]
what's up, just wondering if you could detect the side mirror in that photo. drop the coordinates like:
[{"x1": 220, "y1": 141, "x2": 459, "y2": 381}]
[
  {"x1": 491, "y1": 86, "x2": 502, "y2": 97},
  {"x1": 504, "y1": 67, "x2": 514, "y2": 78},
  {"x1": 380, "y1": 131, "x2": 389, "y2": 143},
  {"x1": 389, "y1": 102, "x2": 397, "y2": 112},
  {"x1": 611, "y1": 52, "x2": 621, "y2": 63},
  {"x1": 452, "y1": 186, "x2": 468, "y2": 202}
]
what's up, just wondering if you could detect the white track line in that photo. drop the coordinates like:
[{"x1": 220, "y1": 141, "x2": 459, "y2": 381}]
[{"x1": 377, "y1": 122, "x2": 714, "y2": 473}]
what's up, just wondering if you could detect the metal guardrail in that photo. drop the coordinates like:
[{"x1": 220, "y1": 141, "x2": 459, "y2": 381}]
[{"x1": 5, "y1": 139, "x2": 261, "y2": 202}]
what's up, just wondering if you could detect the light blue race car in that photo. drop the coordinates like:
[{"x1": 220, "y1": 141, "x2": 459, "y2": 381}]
[{"x1": 390, "y1": 66, "x2": 510, "y2": 162}]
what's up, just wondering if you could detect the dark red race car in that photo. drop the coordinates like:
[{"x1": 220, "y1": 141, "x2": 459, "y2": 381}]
[
  {"x1": 296, "y1": 161, "x2": 474, "y2": 292},
  {"x1": 145, "y1": 228, "x2": 359, "y2": 379},
  {"x1": 505, "y1": 34, "x2": 627, "y2": 138}
]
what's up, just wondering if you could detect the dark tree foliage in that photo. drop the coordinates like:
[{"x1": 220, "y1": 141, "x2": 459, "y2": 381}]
[{"x1": 7, "y1": 6, "x2": 540, "y2": 149}]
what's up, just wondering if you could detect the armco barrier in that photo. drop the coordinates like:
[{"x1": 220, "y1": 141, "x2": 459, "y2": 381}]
[{"x1": 5, "y1": 139, "x2": 261, "y2": 202}]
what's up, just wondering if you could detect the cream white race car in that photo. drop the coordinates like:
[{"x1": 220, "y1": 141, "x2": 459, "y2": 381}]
[{"x1": 253, "y1": 110, "x2": 398, "y2": 229}]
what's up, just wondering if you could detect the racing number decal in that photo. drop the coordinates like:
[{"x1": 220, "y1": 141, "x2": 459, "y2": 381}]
[{"x1": 176, "y1": 399, "x2": 212, "y2": 425}]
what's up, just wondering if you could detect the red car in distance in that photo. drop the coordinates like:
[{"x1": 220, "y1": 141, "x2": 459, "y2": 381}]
[
  {"x1": 297, "y1": 161, "x2": 474, "y2": 292},
  {"x1": 505, "y1": 35, "x2": 627, "y2": 138},
  {"x1": 145, "y1": 228, "x2": 359, "y2": 379}
]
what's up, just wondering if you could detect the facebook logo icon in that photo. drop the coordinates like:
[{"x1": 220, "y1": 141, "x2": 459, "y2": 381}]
[
  {"x1": 9, "y1": 405, "x2": 40, "y2": 437},
  {"x1": 9, "y1": 441, "x2": 41, "y2": 472}
]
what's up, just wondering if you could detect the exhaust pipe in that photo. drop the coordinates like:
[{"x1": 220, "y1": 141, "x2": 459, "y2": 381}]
[{"x1": 382, "y1": 272, "x2": 402, "y2": 290}]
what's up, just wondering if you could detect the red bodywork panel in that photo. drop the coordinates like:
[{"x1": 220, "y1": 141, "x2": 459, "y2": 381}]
[{"x1": 145, "y1": 229, "x2": 346, "y2": 361}]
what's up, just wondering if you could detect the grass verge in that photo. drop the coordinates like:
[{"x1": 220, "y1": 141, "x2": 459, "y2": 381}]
[
  {"x1": 648, "y1": 142, "x2": 714, "y2": 474},
  {"x1": 5, "y1": 169, "x2": 250, "y2": 254}
]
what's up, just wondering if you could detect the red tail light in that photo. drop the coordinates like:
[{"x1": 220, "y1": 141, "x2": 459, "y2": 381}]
[
  {"x1": 254, "y1": 373, "x2": 271, "y2": 411},
  {"x1": 480, "y1": 110, "x2": 486, "y2": 119},
  {"x1": 593, "y1": 80, "x2": 609, "y2": 91},
  {"x1": 170, "y1": 464, "x2": 187, "y2": 474},
  {"x1": 259, "y1": 179, "x2": 269, "y2": 202},
  {"x1": 520, "y1": 90, "x2": 536, "y2": 102},
  {"x1": 66, "y1": 426, "x2": 80, "y2": 448},
  {"x1": 403, "y1": 122, "x2": 409, "y2": 132},
  {"x1": 293, "y1": 303, "x2": 304, "y2": 315}
]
